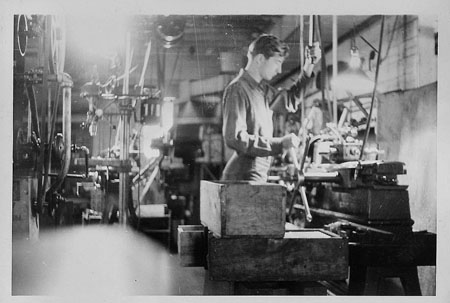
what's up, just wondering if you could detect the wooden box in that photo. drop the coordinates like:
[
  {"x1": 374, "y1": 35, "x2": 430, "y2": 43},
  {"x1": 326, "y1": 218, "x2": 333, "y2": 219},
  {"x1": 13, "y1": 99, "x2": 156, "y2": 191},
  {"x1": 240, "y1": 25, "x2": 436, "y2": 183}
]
[
  {"x1": 200, "y1": 181, "x2": 286, "y2": 238},
  {"x1": 207, "y1": 229, "x2": 348, "y2": 281},
  {"x1": 177, "y1": 225, "x2": 205, "y2": 267}
]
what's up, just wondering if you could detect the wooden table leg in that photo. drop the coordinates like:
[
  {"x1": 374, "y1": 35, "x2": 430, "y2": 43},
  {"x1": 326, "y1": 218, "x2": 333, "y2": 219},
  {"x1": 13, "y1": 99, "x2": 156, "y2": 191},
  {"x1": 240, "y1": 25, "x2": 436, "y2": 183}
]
[
  {"x1": 399, "y1": 267, "x2": 422, "y2": 295},
  {"x1": 348, "y1": 266, "x2": 422, "y2": 295},
  {"x1": 348, "y1": 266, "x2": 367, "y2": 295},
  {"x1": 203, "y1": 270, "x2": 234, "y2": 295}
]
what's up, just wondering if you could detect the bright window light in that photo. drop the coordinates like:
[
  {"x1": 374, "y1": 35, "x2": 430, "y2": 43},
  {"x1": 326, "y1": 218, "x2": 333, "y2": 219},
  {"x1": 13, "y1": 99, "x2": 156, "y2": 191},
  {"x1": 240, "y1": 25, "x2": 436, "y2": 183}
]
[
  {"x1": 141, "y1": 125, "x2": 163, "y2": 158},
  {"x1": 161, "y1": 97, "x2": 175, "y2": 133}
]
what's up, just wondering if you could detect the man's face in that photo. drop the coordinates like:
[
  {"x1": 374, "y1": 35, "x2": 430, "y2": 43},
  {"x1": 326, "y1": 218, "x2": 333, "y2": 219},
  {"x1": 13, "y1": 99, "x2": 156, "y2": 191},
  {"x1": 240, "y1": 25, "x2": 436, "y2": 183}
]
[{"x1": 259, "y1": 53, "x2": 284, "y2": 81}]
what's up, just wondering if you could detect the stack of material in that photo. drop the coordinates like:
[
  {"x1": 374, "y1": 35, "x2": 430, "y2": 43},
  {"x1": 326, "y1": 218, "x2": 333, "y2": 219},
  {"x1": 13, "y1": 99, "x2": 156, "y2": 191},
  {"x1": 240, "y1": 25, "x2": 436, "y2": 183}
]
[{"x1": 178, "y1": 180, "x2": 348, "y2": 289}]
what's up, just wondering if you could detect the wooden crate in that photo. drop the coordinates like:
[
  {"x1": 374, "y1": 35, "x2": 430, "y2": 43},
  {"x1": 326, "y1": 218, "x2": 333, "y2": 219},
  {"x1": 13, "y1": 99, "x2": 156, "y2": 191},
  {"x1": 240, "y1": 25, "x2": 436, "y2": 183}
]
[
  {"x1": 177, "y1": 225, "x2": 205, "y2": 267},
  {"x1": 207, "y1": 229, "x2": 348, "y2": 282},
  {"x1": 200, "y1": 181, "x2": 286, "y2": 238}
]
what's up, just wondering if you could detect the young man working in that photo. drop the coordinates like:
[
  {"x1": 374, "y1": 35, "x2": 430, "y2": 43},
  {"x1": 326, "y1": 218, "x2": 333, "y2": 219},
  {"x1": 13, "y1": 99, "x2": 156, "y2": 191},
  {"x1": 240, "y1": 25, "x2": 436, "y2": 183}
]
[{"x1": 221, "y1": 34, "x2": 321, "y2": 181}]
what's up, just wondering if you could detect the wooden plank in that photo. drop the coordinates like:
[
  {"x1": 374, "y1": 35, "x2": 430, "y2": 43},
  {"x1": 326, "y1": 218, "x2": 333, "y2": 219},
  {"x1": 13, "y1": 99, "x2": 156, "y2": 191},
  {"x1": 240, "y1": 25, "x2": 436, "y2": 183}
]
[
  {"x1": 223, "y1": 182, "x2": 285, "y2": 237},
  {"x1": 200, "y1": 181, "x2": 286, "y2": 238},
  {"x1": 208, "y1": 229, "x2": 348, "y2": 281},
  {"x1": 200, "y1": 182, "x2": 223, "y2": 237}
]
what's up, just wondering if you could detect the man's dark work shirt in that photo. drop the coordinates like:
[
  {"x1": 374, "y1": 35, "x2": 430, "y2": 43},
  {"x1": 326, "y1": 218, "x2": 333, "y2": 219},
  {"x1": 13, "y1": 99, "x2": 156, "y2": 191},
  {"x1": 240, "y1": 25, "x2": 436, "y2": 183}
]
[{"x1": 221, "y1": 69, "x2": 307, "y2": 182}]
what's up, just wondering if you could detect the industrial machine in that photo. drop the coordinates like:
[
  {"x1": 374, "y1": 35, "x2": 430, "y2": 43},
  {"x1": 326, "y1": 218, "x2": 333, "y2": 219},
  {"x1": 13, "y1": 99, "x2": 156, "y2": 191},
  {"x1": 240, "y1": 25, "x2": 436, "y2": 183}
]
[
  {"x1": 271, "y1": 116, "x2": 437, "y2": 295},
  {"x1": 13, "y1": 15, "x2": 88, "y2": 235},
  {"x1": 12, "y1": 13, "x2": 437, "y2": 296},
  {"x1": 12, "y1": 15, "x2": 179, "y2": 236}
]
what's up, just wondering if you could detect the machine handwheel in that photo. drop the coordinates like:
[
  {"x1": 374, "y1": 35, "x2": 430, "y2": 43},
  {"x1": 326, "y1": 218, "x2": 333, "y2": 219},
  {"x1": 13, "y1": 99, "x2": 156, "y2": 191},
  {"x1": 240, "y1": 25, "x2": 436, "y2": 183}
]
[
  {"x1": 49, "y1": 15, "x2": 66, "y2": 75},
  {"x1": 17, "y1": 15, "x2": 28, "y2": 56}
]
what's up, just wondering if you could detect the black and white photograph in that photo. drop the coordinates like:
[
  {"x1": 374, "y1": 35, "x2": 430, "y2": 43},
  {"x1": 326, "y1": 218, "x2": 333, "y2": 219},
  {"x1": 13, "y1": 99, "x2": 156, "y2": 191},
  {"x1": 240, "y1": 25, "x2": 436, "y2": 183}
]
[{"x1": 1, "y1": 0, "x2": 449, "y2": 301}]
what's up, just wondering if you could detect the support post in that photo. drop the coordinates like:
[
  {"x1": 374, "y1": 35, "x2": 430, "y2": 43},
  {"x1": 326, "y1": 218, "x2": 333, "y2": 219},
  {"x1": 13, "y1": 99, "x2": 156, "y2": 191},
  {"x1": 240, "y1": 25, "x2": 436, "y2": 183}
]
[{"x1": 118, "y1": 101, "x2": 132, "y2": 226}]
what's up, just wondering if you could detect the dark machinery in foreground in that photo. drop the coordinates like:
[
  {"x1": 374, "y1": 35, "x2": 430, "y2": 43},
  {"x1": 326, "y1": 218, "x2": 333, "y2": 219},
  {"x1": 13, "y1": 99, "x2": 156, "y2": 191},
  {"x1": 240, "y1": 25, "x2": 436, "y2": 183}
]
[{"x1": 279, "y1": 140, "x2": 436, "y2": 295}]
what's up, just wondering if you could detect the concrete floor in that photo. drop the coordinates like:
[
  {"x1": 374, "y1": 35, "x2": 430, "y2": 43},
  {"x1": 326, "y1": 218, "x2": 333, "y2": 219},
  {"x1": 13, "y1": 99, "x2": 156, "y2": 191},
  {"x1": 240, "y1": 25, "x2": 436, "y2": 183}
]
[
  {"x1": 12, "y1": 225, "x2": 205, "y2": 296},
  {"x1": 11, "y1": 224, "x2": 415, "y2": 297}
]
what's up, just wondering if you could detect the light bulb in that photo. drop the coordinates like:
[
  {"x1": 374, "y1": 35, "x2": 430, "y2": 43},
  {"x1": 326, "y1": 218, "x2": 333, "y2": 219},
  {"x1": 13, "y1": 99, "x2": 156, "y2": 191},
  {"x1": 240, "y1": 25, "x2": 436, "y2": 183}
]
[{"x1": 349, "y1": 47, "x2": 361, "y2": 69}]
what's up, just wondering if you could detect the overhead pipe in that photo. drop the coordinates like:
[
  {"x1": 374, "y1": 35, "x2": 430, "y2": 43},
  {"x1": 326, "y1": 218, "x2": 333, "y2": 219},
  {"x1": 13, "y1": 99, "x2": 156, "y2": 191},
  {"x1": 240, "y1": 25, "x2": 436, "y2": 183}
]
[
  {"x1": 308, "y1": 15, "x2": 314, "y2": 47},
  {"x1": 332, "y1": 15, "x2": 338, "y2": 125}
]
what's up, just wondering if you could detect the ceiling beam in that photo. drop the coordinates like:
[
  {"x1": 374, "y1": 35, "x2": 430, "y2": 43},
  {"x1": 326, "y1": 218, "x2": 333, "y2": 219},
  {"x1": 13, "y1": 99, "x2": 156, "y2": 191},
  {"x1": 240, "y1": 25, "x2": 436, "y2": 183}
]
[{"x1": 324, "y1": 15, "x2": 381, "y2": 53}]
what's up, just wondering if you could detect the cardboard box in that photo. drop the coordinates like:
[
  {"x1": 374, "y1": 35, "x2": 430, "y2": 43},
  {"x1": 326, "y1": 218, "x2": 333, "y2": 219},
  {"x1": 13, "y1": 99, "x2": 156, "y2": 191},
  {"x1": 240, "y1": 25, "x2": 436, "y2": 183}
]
[{"x1": 200, "y1": 181, "x2": 286, "y2": 238}]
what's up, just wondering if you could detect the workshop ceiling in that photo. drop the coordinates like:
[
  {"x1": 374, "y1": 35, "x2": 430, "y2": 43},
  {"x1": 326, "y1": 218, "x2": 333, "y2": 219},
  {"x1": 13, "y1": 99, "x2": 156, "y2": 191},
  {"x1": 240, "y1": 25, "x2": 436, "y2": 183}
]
[{"x1": 60, "y1": 15, "x2": 375, "y2": 114}]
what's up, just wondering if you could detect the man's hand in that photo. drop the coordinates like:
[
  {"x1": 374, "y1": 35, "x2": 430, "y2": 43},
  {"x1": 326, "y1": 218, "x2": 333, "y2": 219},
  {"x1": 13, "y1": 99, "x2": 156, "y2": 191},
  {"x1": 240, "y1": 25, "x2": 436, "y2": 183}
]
[
  {"x1": 281, "y1": 133, "x2": 301, "y2": 149},
  {"x1": 303, "y1": 41, "x2": 321, "y2": 77}
]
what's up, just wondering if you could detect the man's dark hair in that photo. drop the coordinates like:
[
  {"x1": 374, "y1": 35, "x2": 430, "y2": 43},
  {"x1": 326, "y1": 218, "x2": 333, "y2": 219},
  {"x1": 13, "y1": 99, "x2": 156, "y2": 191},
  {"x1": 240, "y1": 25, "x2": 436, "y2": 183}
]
[{"x1": 248, "y1": 34, "x2": 289, "y2": 59}]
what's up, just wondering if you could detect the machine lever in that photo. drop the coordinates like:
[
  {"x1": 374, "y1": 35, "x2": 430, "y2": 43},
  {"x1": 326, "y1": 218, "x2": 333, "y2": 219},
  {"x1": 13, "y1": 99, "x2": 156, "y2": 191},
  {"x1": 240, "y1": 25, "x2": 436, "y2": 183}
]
[
  {"x1": 299, "y1": 186, "x2": 312, "y2": 222},
  {"x1": 288, "y1": 135, "x2": 313, "y2": 223}
]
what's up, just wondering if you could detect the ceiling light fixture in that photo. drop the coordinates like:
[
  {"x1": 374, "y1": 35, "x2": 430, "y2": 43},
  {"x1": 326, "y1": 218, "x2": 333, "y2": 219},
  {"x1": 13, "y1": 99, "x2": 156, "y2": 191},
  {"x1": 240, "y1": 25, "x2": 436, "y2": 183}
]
[
  {"x1": 156, "y1": 16, "x2": 186, "y2": 49},
  {"x1": 349, "y1": 22, "x2": 361, "y2": 69},
  {"x1": 349, "y1": 45, "x2": 361, "y2": 69}
]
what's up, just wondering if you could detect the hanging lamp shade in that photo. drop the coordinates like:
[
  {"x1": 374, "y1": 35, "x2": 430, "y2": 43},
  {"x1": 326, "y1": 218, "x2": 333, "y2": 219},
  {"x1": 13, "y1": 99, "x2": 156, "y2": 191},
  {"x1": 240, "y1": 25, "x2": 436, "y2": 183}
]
[{"x1": 155, "y1": 16, "x2": 186, "y2": 49}]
